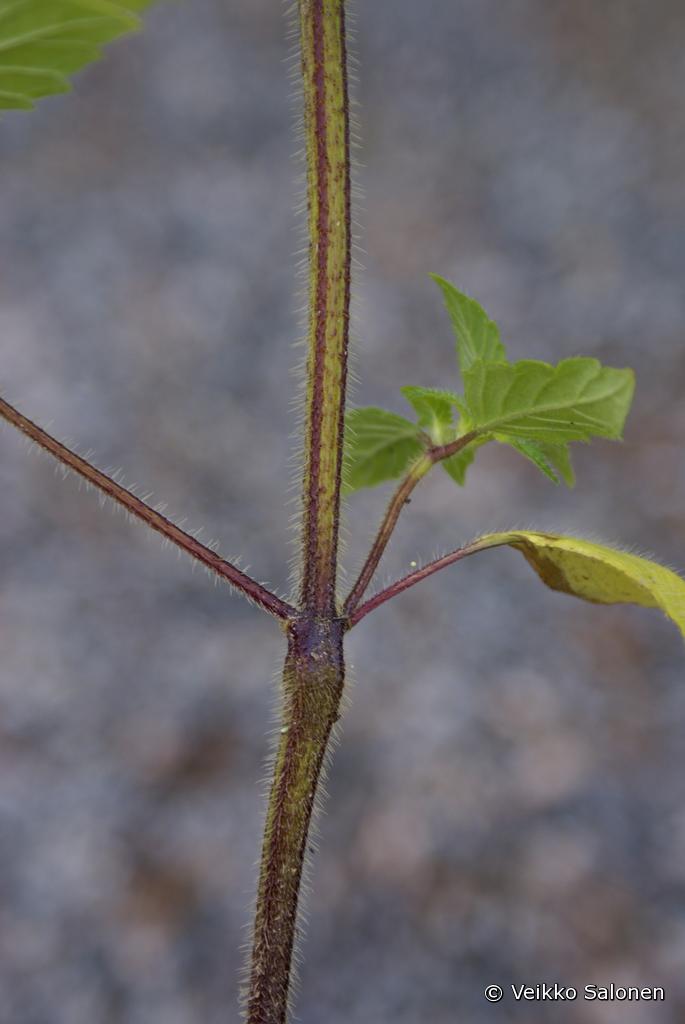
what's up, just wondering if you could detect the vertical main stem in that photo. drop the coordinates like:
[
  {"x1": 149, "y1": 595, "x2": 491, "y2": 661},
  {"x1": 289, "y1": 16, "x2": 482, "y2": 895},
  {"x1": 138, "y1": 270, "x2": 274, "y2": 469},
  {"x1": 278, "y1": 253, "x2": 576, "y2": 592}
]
[
  {"x1": 299, "y1": 0, "x2": 351, "y2": 616},
  {"x1": 246, "y1": 3, "x2": 352, "y2": 1021},
  {"x1": 246, "y1": 618, "x2": 345, "y2": 1024}
]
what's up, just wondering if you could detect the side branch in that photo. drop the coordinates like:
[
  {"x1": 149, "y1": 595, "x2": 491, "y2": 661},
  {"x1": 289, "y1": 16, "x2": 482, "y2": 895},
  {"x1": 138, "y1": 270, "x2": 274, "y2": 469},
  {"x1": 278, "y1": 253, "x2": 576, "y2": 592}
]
[
  {"x1": 0, "y1": 396, "x2": 295, "y2": 622},
  {"x1": 347, "y1": 537, "x2": 491, "y2": 627},
  {"x1": 342, "y1": 453, "x2": 432, "y2": 615},
  {"x1": 343, "y1": 431, "x2": 479, "y2": 616}
]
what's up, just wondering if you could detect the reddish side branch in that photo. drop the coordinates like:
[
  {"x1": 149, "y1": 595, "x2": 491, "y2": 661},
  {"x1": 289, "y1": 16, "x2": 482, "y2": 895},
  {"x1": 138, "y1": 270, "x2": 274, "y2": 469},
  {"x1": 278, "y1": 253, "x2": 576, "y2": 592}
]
[
  {"x1": 0, "y1": 396, "x2": 294, "y2": 621},
  {"x1": 343, "y1": 432, "x2": 479, "y2": 617},
  {"x1": 348, "y1": 541, "x2": 488, "y2": 627}
]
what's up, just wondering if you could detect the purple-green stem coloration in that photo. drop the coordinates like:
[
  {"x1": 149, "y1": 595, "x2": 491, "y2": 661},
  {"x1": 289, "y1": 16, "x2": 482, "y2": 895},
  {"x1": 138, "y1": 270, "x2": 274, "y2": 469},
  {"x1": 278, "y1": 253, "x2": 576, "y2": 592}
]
[
  {"x1": 246, "y1": 2, "x2": 352, "y2": 1018},
  {"x1": 343, "y1": 432, "x2": 479, "y2": 618}
]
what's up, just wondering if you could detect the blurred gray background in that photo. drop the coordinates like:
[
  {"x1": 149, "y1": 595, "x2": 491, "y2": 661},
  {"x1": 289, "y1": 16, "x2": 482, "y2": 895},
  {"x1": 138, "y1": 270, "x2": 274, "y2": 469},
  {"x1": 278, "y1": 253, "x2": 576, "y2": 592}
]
[{"x1": 1, "y1": 1, "x2": 684, "y2": 1021}]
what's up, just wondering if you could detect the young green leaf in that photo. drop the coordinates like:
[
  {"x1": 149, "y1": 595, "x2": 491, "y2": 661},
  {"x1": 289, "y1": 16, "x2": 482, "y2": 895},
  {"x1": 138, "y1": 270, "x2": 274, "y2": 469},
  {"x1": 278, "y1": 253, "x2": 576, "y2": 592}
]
[
  {"x1": 463, "y1": 357, "x2": 634, "y2": 444},
  {"x1": 0, "y1": 0, "x2": 155, "y2": 111},
  {"x1": 430, "y1": 274, "x2": 506, "y2": 374},
  {"x1": 441, "y1": 444, "x2": 479, "y2": 486},
  {"x1": 401, "y1": 386, "x2": 454, "y2": 440},
  {"x1": 472, "y1": 531, "x2": 685, "y2": 637},
  {"x1": 400, "y1": 387, "x2": 487, "y2": 486},
  {"x1": 343, "y1": 407, "x2": 423, "y2": 493}
]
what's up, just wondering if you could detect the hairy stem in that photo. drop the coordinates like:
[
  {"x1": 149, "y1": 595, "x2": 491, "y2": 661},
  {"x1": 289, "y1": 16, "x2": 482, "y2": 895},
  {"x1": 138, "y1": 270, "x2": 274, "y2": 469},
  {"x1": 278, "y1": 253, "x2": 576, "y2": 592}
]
[
  {"x1": 246, "y1": 617, "x2": 345, "y2": 1024},
  {"x1": 348, "y1": 537, "x2": 494, "y2": 627},
  {"x1": 343, "y1": 453, "x2": 432, "y2": 615},
  {"x1": 0, "y1": 396, "x2": 294, "y2": 620},
  {"x1": 343, "y1": 432, "x2": 479, "y2": 616},
  {"x1": 246, "y1": 3, "x2": 352, "y2": 1020},
  {"x1": 299, "y1": 0, "x2": 351, "y2": 616}
]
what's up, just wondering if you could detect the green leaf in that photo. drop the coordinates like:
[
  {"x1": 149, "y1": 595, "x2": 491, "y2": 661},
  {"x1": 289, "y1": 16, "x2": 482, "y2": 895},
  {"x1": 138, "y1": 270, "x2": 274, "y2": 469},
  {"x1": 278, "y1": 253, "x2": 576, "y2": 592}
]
[
  {"x1": 500, "y1": 438, "x2": 575, "y2": 487},
  {"x1": 537, "y1": 441, "x2": 575, "y2": 487},
  {"x1": 503, "y1": 438, "x2": 560, "y2": 484},
  {"x1": 463, "y1": 357, "x2": 634, "y2": 444},
  {"x1": 472, "y1": 531, "x2": 685, "y2": 637},
  {"x1": 401, "y1": 385, "x2": 457, "y2": 441},
  {"x1": 441, "y1": 445, "x2": 477, "y2": 486},
  {"x1": 430, "y1": 274, "x2": 506, "y2": 374},
  {"x1": 0, "y1": 0, "x2": 156, "y2": 111},
  {"x1": 401, "y1": 386, "x2": 489, "y2": 487},
  {"x1": 401, "y1": 385, "x2": 454, "y2": 429},
  {"x1": 343, "y1": 407, "x2": 423, "y2": 493}
]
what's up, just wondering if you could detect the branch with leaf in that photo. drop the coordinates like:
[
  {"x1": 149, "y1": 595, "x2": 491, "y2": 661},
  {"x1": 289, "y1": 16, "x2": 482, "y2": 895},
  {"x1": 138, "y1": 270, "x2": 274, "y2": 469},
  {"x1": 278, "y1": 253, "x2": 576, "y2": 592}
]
[{"x1": 341, "y1": 276, "x2": 674, "y2": 635}]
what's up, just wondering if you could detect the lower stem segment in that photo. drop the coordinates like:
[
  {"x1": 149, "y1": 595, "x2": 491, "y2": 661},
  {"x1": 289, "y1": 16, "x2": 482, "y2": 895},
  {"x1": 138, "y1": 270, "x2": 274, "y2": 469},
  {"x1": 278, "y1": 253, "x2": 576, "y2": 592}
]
[{"x1": 246, "y1": 616, "x2": 345, "y2": 1024}]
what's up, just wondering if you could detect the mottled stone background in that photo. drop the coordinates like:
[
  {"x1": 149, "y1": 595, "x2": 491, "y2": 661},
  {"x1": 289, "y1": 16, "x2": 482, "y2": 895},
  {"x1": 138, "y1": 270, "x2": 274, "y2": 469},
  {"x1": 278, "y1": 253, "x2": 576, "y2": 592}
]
[{"x1": 1, "y1": 1, "x2": 684, "y2": 1021}]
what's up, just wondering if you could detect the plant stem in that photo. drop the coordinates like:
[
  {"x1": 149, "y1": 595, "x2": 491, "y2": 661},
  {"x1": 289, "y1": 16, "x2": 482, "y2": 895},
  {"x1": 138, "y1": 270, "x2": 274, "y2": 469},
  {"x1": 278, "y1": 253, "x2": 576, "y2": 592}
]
[
  {"x1": 0, "y1": 396, "x2": 293, "y2": 620},
  {"x1": 246, "y1": 616, "x2": 345, "y2": 1024},
  {"x1": 245, "y1": 3, "x2": 352, "y2": 1021},
  {"x1": 343, "y1": 453, "x2": 433, "y2": 615},
  {"x1": 299, "y1": 0, "x2": 351, "y2": 616},
  {"x1": 348, "y1": 535, "x2": 499, "y2": 627},
  {"x1": 343, "y1": 431, "x2": 479, "y2": 616}
]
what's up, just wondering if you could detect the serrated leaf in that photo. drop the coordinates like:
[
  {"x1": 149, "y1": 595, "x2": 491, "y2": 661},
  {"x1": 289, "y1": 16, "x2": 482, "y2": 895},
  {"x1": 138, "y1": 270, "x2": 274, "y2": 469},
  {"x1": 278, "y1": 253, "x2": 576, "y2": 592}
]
[
  {"x1": 537, "y1": 442, "x2": 575, "y2": 487},
  {"x1": 463, "y1": 357, "x2": 634, "y2": 444},
  {"x1": 501, "y1": 438, "x2": 575, "y2": 487},
  {"x1": 0, "y1": 0, "x2": 155, "y2": 112},
  {"x1": 503, "y1": 438, "x2": 560, "y2": 484},
  {"x1": 430, "y1": 274, "x2": 506, "y2": 375},
  {"x1": 343, "y1": 407, "x2": 423, "y2": 494},
  {"x1": 472, "y1": 531, "x2": 685, "y2": 637}
]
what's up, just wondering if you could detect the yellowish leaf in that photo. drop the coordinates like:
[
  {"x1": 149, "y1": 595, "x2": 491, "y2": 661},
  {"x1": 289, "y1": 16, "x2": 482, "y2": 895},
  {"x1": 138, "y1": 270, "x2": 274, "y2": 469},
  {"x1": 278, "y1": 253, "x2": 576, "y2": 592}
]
[{"x1": 473, "y1": 531, "x2": 685, "y2": 637}]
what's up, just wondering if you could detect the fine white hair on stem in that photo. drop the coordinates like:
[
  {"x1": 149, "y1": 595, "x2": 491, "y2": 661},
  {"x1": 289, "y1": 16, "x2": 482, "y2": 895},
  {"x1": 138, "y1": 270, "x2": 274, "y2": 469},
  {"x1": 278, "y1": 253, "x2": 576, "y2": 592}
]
[{"x1": 283, "y1": 0, "x2": 362, "y2": 608}]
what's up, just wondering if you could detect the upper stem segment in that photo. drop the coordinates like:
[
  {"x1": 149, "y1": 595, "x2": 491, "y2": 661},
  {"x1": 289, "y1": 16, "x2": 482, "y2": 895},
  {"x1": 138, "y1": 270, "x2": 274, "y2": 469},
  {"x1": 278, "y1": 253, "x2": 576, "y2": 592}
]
[{"x1": 299, "y1": 0, "x2": 352, "y2": 616}]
